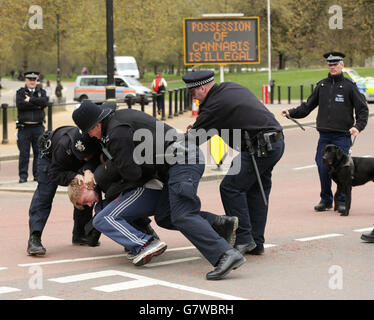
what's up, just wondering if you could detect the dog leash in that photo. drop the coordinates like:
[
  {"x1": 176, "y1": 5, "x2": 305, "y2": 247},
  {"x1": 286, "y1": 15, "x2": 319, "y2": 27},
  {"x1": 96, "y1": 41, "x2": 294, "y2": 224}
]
[{"x1": 285, "y1": 115, "x2": 357, "y2": 154}]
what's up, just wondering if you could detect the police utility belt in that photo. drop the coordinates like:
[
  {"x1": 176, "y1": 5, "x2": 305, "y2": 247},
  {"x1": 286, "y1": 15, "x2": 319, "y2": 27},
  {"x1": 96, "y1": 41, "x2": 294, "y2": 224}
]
[
  {"x1": 16, "y1": 121, "x2": 43, "y2": 129},
  {"x1": 242, "y1": 130, "x2": 283, "y2": 157},
  {"x1": 37, "y1": 131, "x2": 53, "y2": 158}
]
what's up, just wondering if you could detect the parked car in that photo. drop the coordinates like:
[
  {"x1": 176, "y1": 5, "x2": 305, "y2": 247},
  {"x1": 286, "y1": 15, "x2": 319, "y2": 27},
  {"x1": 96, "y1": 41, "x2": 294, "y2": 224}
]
[
  {"x1": 342, "y1": 68, "x2": 361, "y2": 82},
  {"x1": 356, "y1": 77, "x2": 374, "y2": 102},
  {"x1": 74, "y1": 75, "x2": 152, "y2": 104}
]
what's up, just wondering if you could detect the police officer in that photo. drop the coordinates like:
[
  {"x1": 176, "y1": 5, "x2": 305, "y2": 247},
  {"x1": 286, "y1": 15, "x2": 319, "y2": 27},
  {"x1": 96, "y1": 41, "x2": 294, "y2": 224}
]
[
  {"x1": 16, "y1": 71, "x2": 49, "y2": 183},
  {"x1": 27, "y1": 126, "x2": 101, "y2": 255},
  {"x1": 72, "y1": 101, "x2": 245, "y2": 280},
  {"x1": 182, "y1": 70, "x2": 285, "y2": 257},
  {"x1": 281, "y1": 52, "x2": 368, "y2": 215}
]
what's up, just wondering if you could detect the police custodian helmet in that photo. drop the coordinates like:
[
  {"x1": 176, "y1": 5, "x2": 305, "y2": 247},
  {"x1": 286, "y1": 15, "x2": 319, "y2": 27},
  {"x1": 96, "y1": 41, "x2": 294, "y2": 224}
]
[{"x1": 72, "y1": 100, "x2": 112, "y2": 133}]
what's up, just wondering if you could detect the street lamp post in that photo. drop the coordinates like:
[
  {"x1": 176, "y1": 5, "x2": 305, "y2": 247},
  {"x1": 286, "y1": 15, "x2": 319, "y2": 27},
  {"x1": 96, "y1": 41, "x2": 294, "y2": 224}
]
[
  {"x1": 56, "y1": 13, "x2": 61, "y2": 83},
  {"x1": 106, "y1": 0, "x2": 115, "y2": 101}
]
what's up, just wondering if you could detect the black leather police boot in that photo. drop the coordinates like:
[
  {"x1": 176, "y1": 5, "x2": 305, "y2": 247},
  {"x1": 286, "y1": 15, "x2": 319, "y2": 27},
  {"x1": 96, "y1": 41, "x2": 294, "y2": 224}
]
[
  {"x1": 361, "y1": 228, "x2": 374, "y2": 243},
  {"x1": 72, "y1": 234, "x2": 100, "y2": 247},
  {"x1": 234, "y1": 241, "x2": 257, "y2": 255},
  {"x1": 27, "y1": 232, "x2": 46, "y2": 256},
  {"x1": 247, "y1": 243, "x2": 265, "y2": 255},
  {"x1": 314, "y1": 201, "x2": 332, "y2": 211},
  {"x1": 212, "y1": 216, "x2": 239, "y2": 246},
  {"x1": 206, "y1": 249, "x2": 245, "y2": 280}
]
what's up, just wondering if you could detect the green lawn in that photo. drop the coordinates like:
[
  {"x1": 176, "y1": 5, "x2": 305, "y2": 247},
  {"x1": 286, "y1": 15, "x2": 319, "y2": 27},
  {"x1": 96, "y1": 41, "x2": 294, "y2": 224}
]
[
  {"x1": 146, "y1": 67, "x2": 374, "y2": 100},
  {"x1": 4, "y1": 66, "x2": 374, "y2": 101}
]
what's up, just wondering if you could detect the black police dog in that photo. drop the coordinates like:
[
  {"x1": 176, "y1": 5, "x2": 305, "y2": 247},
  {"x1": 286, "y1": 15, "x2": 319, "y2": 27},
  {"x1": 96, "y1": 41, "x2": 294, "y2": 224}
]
[{"x1": 322, "y1": 144, "x2": 374, "y2": 216}]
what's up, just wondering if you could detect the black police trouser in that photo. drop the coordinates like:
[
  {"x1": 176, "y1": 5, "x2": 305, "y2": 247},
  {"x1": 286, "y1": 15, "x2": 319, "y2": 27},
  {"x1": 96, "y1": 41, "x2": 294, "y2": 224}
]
[
  {"x1": 220, "y1": 140, "x2": 284, "y2": 246},
  {"x1": 155, "y1": 146, "x2": 232, "y2": 267},
  {"x1": 28, "y1": 154, "x2": 92, "y2": 237},
  {"x1": 17, "y1": 124, "x2": 44, "y2": 180}
]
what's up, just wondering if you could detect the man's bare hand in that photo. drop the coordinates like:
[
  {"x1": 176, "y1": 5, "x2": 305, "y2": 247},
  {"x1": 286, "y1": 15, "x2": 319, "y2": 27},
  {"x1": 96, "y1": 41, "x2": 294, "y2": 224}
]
[
  {"x1": 349, "y1": 127, "x2": 359, "y2": 137},
  {"x1": 280, "y1": 109, "x2": 289, "y2": 117},
  {"x1": 84, "y1": 169, "x2": 96, "y2": 189}
]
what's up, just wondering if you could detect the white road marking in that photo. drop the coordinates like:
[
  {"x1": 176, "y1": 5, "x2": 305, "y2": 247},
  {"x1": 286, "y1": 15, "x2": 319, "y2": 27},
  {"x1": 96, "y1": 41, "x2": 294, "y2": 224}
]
[
  {"x1": 18, "y1": 246, "x2": 197, "y2": 268},
  {"x1": 264, "y1": 244, "x2": 277, "y2": 248},
  {"x1": 0, "y1": 286, "x2": 21, "y2": 294},
  {"x1": 93, "y1": 279, "x2": 157, "y2": 292},
  {"x1": 353, "y1": 227, "x2": 373, "y2": 233},
  {"x1": 49, "y1": 269, "x2": 246, "y2": 300},
  {"x1": 295, "y1": 233, "x2": 344, "y2": 242},
  {"x1": 18, "y1": 254, "x2": 126, "y2": 267},
  {"x1": 49, "y1": 270, "x2": 120, "y2": 283},
  {"x1": 144, "y1": 257, "x2": 201, "y2": 267},
  {"x1": 166, "y1": 246, "x2": 195, "y2": 252},
  {"x1": 0, "y1": 267, "x2": 8, "y2": 271},
  {"x1": 293, "y1": 164, "x2": 317, "y2": 170},
  {"x1": 21, "y1": 296, "x2": 63, "y2": 300}
]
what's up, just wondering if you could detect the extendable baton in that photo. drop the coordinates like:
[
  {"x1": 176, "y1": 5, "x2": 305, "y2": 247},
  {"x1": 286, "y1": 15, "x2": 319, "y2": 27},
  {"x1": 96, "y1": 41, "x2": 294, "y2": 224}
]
[
  {"x1": 285, "y1": 114, "x2": 305, "y2": 131},
  {"x1": 244, "y1": 131, "x2": 268, "y2": 207}
]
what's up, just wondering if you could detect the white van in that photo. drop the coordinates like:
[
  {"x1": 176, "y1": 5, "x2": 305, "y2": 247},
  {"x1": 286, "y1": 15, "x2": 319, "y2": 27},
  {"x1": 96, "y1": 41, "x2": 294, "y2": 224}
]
[
  {"x1": 74, "y1": 75, "x2": 152, "y2": 104},
  {"x1": 114, "y1": 56, "x2": 140, "y2": 79}
]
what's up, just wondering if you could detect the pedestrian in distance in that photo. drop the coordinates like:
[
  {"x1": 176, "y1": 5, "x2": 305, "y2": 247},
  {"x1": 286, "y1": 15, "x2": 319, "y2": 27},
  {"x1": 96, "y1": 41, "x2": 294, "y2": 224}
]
[
  {"x1": 45, "y1": 80, "x2": 52, "y2": 98},
  {"x1": 151, "y1": 72, "x2": 167, "y2": 115},
  {"x1": 281, "y1": 51, "x2": 369, "y2": 215},
  {"x1": 182, "y1": 70, "x2": 285, "y2": 257},
  {"x1": 15, "y1": 71, "x2": 49, "y2": 183}
]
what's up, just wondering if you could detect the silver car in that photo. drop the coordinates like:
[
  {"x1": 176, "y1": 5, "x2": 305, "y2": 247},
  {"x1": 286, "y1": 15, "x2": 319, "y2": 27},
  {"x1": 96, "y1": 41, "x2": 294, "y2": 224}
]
[{"x1": 74, "y1": 75, "x2": 152, "y2": 104}]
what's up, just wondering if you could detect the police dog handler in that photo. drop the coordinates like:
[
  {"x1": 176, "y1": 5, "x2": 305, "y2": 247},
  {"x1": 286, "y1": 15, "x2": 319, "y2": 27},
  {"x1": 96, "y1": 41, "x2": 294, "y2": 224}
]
[
  {"x1": 182, "y1": 70, "x2": 284, "y2": 256},
  {"x1": 281, "y1": 52, "x2": 368, "y2": 215},
  {"x1": 72, "y1": 101, "x2": 245, "y2": 280}
]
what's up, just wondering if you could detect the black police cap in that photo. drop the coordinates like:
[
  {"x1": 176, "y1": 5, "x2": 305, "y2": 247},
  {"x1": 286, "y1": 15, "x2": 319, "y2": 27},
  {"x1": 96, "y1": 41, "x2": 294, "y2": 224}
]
[
  {"x1": 72, "y1": 100, "x2": 112, "y2": 133},
  {"x1": 182, "y1": 70, "x2": 215, "y2": 89},
  {"x1": 323, "y1": 52, "x2": 345, "y2": 65},
  {"x1": 24, "y1": 71, "x2": 40, "y2": 80}
]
